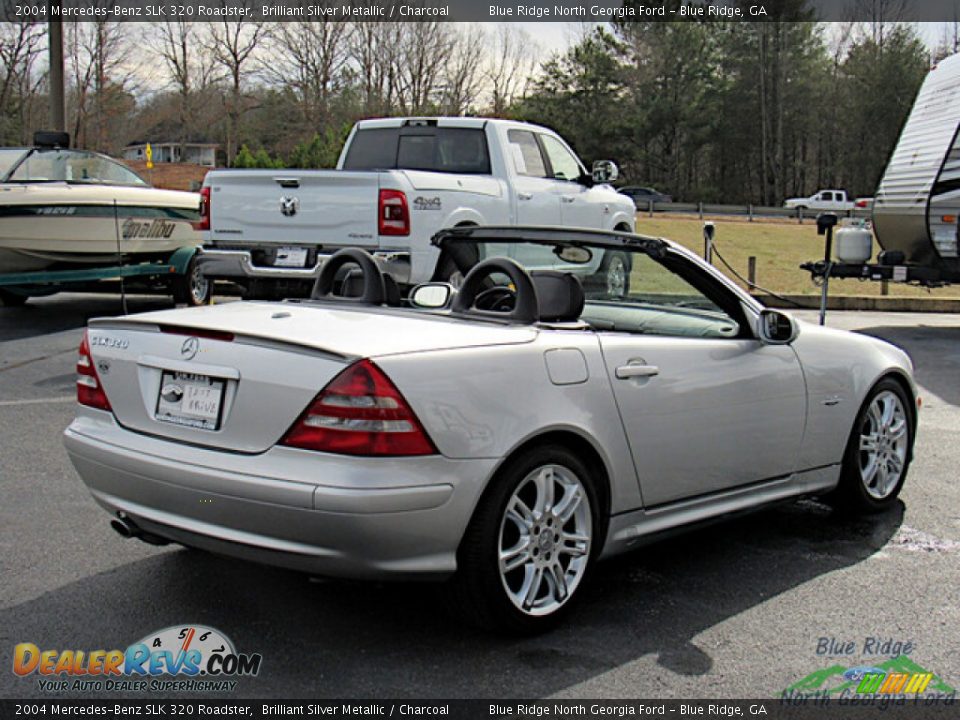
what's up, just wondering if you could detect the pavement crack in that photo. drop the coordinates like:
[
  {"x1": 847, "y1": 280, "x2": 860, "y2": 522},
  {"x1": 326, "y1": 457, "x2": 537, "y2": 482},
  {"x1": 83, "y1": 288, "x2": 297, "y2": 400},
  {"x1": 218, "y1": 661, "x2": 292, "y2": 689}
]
[{"x1": 0, "y1": 348, "x2": 75, "y2": 373}]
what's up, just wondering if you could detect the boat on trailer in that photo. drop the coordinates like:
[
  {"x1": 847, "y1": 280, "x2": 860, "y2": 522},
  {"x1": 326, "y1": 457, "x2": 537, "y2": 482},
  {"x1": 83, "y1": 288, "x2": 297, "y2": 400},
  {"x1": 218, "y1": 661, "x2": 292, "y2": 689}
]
[{"x1": 0, "y1": 132, "x2": 201, "y2": 276}]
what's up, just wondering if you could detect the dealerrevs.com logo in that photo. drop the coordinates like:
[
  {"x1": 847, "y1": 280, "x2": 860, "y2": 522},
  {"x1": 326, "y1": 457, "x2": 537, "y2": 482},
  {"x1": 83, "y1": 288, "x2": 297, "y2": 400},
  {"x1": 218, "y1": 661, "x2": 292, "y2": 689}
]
[{"x1": 13, "y1": 625, "x2": 262, "y2": 693}]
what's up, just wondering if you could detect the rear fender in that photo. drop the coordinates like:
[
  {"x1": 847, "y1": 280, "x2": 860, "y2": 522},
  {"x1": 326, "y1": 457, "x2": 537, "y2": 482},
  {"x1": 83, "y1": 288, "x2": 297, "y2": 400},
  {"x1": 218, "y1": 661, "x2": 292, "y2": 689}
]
[{"x1": 167, "y1": 246, "x2": 198, "y2": 275}]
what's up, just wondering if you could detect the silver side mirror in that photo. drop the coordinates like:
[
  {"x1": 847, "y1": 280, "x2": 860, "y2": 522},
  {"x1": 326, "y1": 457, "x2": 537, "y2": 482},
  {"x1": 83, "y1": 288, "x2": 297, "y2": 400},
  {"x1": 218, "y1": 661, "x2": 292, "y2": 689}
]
[
  {"x1": 409, "y1": 282, "x2": 454, "y2": 309},
  {"x1": 757, "y1": 309, "x2": 799, "y2": 344},
  {"x1": 592, "y1": 160, "x2": 619, "y2": 185}
]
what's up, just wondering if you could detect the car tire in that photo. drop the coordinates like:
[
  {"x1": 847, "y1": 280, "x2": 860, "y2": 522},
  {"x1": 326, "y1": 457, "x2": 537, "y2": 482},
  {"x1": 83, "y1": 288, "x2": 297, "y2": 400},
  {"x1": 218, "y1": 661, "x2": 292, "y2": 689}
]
[
  {"x1": 0, "y1": 289, "x2": 29, "y2": 307},
  {"x1": 586, "y1": 250, "x2": 631, "y2": 298},
  {"x1": 172, "y1": 254, "x2": 211, "y2": 306},
  {"x1": 433, "y1": 236, "x2": 479, "y2": 289},
  {"x1": 823, "y1": 378, "x2": 914, "y2": 514},
  {"x1": 450, "y1": 445, "x2": 601, "y2": 633}
]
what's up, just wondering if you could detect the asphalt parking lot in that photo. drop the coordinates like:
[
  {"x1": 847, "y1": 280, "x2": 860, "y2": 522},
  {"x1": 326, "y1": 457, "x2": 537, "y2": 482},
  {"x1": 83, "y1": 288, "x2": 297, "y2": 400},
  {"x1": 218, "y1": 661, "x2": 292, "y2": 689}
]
[{"x1": 1, "y1": 294, "x2": 958, "y2": 700}]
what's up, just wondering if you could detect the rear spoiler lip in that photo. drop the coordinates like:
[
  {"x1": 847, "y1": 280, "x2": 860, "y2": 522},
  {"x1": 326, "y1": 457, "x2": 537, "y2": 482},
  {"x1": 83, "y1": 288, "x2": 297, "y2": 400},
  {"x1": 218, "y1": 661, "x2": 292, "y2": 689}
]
[{"x1": 86, "y1": 317, "x2": 354, "y2": 364}]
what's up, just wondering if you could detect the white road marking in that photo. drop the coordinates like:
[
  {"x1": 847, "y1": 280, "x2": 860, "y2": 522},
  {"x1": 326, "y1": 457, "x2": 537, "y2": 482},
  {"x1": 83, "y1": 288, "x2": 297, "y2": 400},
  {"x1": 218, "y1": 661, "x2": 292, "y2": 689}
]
[{"x1": 0, "y1": 396, "x2": 74, "y2": 407}]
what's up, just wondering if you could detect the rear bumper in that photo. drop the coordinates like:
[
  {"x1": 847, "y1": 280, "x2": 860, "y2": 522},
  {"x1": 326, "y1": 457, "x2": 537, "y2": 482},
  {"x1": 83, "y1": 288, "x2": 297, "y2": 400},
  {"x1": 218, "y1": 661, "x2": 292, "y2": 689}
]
[
  {"x1": 196, "y1": 247, "x2": 411, "y2": 284},
  {"x1": 63, "y1": 411, "x2": 496, "y2": 580}
]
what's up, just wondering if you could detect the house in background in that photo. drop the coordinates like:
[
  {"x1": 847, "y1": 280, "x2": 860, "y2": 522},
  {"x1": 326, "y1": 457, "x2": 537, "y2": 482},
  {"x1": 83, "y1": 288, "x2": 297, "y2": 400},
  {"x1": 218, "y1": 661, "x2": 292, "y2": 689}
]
[{"x1": 124, "y1": 141, "x2": 218, "y2": 167}]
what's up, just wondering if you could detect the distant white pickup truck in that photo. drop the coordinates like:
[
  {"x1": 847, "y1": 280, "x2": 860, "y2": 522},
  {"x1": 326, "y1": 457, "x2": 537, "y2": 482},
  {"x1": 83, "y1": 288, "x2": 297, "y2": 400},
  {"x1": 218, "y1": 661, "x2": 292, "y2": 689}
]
[
  {"x1": 197, "y1": 117, "x2": 636, "y2": 297},
  {"x1": 783, "y1": 189, "x2": 862, "y2": 213}
]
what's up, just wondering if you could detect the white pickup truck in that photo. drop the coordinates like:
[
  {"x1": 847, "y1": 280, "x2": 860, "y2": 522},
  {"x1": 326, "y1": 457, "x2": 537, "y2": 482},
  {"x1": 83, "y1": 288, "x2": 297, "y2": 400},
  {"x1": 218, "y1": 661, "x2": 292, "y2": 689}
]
[
  {"x1": 197, "y1": 117, "x2": 636, "y2": 297},
  {"x1": 783, "y1": 189, "x2": 859, "y2": 213}
]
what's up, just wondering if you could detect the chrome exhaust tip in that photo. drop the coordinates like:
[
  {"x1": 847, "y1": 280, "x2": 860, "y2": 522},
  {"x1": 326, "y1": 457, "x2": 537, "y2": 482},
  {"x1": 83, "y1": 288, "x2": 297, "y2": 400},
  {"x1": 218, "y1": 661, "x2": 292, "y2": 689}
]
[{"x1": 110, "y1": 517, "x2": 134, "y2": 538}]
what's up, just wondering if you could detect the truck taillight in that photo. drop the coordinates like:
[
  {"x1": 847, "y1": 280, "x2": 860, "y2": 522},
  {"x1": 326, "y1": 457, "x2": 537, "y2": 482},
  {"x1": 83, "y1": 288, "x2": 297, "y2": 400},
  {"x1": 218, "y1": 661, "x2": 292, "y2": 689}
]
[
  {"x1": 76, "y1": 330, "x2": 112, "y2": 412},
  {"x1": 280, "y1": 360, "x2": 436, "y2": 457},
  {"x1": 193, "y1": 186, "x2": 211, "y2": 231},
  {"x1": 378, "y1": 189, "x2": 409, "y2": 236}
]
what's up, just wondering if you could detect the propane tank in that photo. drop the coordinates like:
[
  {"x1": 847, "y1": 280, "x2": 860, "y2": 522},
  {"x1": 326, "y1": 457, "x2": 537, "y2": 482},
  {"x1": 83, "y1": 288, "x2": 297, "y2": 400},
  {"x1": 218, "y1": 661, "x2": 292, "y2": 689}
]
[{"x1": 834, "y1": 221, "x2": 874, "y2": 263}]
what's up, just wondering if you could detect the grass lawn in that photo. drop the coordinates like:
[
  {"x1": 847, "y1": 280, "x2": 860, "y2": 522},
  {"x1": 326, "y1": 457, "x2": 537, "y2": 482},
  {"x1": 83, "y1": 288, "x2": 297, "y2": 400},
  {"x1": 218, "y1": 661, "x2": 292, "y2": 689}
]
[{"x1": 633, "y1": 214, "x2": 960, "y2": 298}]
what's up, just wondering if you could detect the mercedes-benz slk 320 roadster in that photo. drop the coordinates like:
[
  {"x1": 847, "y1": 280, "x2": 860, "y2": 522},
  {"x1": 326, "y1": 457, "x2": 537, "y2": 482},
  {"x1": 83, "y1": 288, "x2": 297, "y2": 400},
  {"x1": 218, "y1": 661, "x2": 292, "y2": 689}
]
[{"x1": 64, "y1": 227, "x2": 918, "y2": 631}]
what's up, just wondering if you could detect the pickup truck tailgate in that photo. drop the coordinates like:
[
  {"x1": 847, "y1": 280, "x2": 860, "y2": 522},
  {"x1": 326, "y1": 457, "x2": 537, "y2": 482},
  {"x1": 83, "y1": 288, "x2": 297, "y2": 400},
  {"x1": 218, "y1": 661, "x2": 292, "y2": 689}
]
[{"x1": 207, "y1": 170, "x2": 381, "y2": 248}]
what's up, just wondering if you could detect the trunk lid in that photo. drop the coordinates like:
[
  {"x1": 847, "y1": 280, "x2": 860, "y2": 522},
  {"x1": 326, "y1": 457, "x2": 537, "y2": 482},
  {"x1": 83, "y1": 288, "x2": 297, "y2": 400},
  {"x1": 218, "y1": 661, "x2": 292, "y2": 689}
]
[
  {"x1": 86, "y1": 302, "x2": 536, "y2": 453},
  {"x1": 205, "y1": 170, "x2": 382, "y2": 248}
]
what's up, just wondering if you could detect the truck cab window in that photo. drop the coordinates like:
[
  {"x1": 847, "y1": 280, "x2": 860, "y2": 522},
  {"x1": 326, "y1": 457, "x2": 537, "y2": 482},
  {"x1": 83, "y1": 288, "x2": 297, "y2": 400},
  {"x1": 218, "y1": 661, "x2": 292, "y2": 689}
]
[
  {"x1": 507, "y1": 130, "x2": 548, "y2": 178},
  {"x1": 344, "y1": 128, "x2": 490, "y2": 175},
  {"x1": 540, "y1": 135, "x2": 583, "y2": 182}
]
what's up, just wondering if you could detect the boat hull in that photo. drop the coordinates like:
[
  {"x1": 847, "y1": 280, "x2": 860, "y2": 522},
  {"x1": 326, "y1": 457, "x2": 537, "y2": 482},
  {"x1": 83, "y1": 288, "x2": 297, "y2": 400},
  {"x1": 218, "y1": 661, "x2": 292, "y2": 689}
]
[{"x1": 0, "y1": 184, "x2": 201, "y2": 276}]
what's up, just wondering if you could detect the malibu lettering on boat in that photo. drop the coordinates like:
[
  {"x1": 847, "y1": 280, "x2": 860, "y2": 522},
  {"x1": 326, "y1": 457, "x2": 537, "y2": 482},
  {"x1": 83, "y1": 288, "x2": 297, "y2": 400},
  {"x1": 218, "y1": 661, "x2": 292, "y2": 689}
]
[{"x1": 122, "y1": 218, "x2": 176, "y2": 239}]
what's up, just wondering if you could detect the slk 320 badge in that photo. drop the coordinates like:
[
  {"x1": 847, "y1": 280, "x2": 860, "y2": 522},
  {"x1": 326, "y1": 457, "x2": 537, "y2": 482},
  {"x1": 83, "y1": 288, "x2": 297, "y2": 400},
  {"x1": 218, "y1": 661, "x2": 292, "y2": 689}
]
[{"x1": 89, "y1": 336, "x2": 129, "y2": 350}]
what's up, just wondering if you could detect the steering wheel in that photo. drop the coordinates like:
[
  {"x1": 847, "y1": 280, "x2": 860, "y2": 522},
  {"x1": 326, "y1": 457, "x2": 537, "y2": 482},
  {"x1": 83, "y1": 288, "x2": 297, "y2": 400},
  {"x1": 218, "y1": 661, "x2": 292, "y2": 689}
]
[
  {"x1": 451, "y1": 257, "x2": 538, "y2": 324},
  {"x1": 474, "y1": 285, "x2": 516, "y2": 312},
  {"x1": 312, "y1": 248, "x2": 386, "y2": 305}
]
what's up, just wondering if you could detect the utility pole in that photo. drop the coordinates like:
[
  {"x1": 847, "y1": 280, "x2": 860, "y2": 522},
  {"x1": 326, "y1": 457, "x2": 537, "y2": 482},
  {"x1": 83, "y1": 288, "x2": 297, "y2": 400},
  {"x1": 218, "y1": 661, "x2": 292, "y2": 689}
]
[{"x1": 48, "y1": 3, "x2": 66, "y2": 133}]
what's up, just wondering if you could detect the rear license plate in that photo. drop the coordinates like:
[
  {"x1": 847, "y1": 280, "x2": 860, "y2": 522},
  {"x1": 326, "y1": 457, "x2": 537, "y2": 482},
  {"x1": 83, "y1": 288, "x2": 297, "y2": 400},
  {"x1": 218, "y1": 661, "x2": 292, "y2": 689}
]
[
  {"x1": 274, "y1": 246, "x2": 308, "y2": 268},
  {"x1": 155, "y1": 371, "x2": 226, "y2": 431}
]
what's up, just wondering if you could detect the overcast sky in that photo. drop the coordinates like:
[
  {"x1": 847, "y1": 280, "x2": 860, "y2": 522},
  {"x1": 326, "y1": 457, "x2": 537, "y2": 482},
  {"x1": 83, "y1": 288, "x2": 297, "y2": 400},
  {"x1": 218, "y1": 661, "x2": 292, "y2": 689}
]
[{"x1": 526, "y1": 20, "x2": 958, "y2": 54}]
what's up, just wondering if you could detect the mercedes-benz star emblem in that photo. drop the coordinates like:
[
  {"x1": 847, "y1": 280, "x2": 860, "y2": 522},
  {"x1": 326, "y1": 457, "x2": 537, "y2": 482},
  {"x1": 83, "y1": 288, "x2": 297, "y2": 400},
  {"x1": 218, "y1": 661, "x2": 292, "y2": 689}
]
[{"x1": 180, "y1": 337, "x2": 199, "y2": 360}]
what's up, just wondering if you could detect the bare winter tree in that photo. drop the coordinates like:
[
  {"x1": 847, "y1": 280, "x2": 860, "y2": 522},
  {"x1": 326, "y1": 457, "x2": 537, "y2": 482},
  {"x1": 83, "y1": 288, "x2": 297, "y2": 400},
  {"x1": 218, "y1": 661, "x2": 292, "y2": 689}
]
[
  {"x1": 395, "y1": 22, "x2": 455, "y2": 114},
  {"x1": 487, "y1": 25, "x2": 538, "y2": 116},
  {"x1": 934, "y1": 3, "x2": 960, "y2": 59},
  {"x1": 65, "y1": 21, "x2": 138, "y2": 152},
  {"x1": 265, "y1": 20, "x2": 352, "y2": 130},
  {"x1": 440, "y1": 25, "x2": 486, "y2": 115},
  {"x1": 854, "y1": 0, "x2": 911, "y2": 50},
  {"x1": 349, "y1": 22, "x2": 405, "y2": 116},
  {"x1": 205, "y1": 6, "x2": 269, "y2": 165},
  {"x1": 0, "y1": 20, "x2": 45, "y2": 144},
  {"x1": 150, "y1": 21, "x2": 220, "y2": 154}
]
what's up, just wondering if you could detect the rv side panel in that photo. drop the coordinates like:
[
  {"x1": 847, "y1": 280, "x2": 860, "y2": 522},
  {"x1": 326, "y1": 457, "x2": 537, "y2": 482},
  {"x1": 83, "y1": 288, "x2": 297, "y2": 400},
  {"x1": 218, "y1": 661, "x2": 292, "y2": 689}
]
[{"x1": 873, "y1": 53, "x2": 960, "y2": 271}]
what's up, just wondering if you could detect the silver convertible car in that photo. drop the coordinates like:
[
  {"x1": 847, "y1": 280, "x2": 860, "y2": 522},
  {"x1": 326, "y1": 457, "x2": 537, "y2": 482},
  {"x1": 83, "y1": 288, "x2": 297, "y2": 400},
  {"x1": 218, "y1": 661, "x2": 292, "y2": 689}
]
[{"x1": 64, "y1": 226, "x2": 918, "y2": 632}]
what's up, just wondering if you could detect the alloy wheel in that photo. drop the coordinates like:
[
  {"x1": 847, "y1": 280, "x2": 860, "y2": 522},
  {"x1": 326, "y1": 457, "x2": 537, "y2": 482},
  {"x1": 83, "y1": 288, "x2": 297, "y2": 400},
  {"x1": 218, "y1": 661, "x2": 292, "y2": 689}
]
[
  {"x1": 606, "y1": 255, "x2": 627, "y2": 297},
  {"x1": 190, "y1": 263, "x2": 210, "y2": 305},
  {"x1": 858, "y1": 390, "x2": 909, "y2": 500},
  {"x1": 498, "y1": 464, "x2": 592, "y2": 616}
]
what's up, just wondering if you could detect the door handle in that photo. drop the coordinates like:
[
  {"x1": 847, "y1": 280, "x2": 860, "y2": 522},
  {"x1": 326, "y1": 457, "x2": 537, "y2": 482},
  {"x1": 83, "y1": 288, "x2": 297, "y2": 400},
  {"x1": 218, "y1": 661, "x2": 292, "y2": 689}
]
[
  {"x1": 615, "y1": 363, "x2": 660, "y2": 379},
  {"x1": 561, "y1": 195, "x2": 576, "y2": 203},
  {"x1": 518, "y1": 192, "x2": 533, "y2": 201}
]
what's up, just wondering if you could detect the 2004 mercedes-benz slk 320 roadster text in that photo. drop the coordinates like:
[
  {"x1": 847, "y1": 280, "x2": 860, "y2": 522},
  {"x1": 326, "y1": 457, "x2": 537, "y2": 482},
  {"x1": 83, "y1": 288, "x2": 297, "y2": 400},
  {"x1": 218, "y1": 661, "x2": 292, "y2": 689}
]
[{"x1": 63, "y1": 227, "x2": 918, "y2": 631}]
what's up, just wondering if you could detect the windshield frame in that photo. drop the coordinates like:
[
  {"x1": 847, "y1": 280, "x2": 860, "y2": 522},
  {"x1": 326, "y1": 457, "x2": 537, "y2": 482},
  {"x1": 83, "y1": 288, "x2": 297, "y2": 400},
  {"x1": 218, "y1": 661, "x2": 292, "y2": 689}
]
[
  {"x1": 2, "y1": 148, "x2": 149, "y2": 186},
  {"x1": 432, "y1": 225, "x2": 669, "y2": 257},
  {"x1": 0, "y1": 148, "x2": 30, "y2": 181},
  {"x1": 431, "y1": 225, "x2": 765, "y2": 322}
]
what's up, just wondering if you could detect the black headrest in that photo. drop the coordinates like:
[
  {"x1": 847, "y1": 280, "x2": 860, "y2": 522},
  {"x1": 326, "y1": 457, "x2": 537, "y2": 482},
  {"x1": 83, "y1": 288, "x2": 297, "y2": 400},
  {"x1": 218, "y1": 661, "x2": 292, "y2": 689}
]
[
  {"x1": 339, "y1": 268, "x2": 402, "y2": 306},
  {"x1": 530, "y1": 271, "x2": 585, "y2": 323}
]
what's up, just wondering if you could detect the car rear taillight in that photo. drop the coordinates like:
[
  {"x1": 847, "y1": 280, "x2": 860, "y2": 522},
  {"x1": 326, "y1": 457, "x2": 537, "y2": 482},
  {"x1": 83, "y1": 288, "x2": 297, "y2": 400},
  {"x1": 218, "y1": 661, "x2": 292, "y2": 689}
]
[
  {"x1": 76, "y1": 330, "x2": 112, "y2": 412},
  {"x1": 855, "y1": 199, "x2": 869, "y2": 208},
  {"x1": 193, "y1": 186, "x2": 211, "y2": 231},
  {"x1": 280, "y1": 359, "x2": 436, "y2": 456},
  {"x1": 378, "y1": 189, "x2": 409, "y2": 236}
]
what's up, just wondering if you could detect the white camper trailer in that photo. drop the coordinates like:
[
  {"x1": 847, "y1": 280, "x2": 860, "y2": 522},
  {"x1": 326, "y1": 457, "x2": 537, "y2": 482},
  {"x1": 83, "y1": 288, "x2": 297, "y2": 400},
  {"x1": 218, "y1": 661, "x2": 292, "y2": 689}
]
[
  {"x1": 804, "y1": 52, "x2": 960, "y2": 287},
  {"x1": 873, "y1": 52, "x2": 960, "y2": 272}
]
